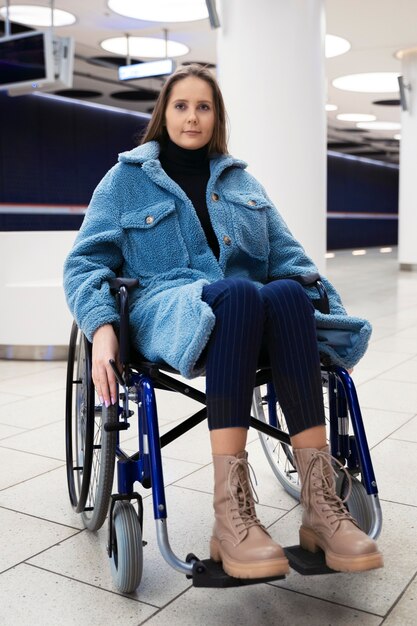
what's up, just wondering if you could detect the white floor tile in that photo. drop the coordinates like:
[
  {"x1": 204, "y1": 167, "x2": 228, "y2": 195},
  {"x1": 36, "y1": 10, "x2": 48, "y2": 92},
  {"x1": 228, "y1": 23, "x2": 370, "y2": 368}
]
[
  {"x1": 0, "y1": 391, "x2": 27, "y2": 406},
  {"x1": 0, "y1": 447, "x2": 63, "y2": 490},
  {"x1": 390, "y1": 415, "x2": 417, "y2": 443},
  {"x1": 0, "y1": 423, "x2": 25, "y2": 439},
  {"x1": 0, "y1": 466, "x2": 84, "y2": 529},
  {"x1": 0, "y1": 419, "x2": 65, "y2": 461},
  {"x1": 0, "y1": 359, "x2": 64, "y2": 382},
  {"x1": 0, "y1": 564, "x2": 156, "y2": 625},
  {"x1": 0, "y1": 507, "x2": 79, "y2": 573},
  {"x1": 383, "y1": 575, "x2": 417, "y2": 626},
  {"x1": 371, "y1": 438, "x2": 417, "y2": 506},
  {"x1": 355, "y1": 378, "x2": 417, "y2": 414},
  {"x1": 0, "y1": 366, "x2": 66, "y2": 397},
  {"x1": 0, "y1": 388, "x2": 66, "y2": 429},
  {"x1": 378, "y1": 356, "x2": 417, "y2": 383}
]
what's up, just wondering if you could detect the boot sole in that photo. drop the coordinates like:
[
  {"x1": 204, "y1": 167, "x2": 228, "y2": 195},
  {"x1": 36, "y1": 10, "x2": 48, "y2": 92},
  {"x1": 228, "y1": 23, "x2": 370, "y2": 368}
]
[
  {"x1": 300, "y1": 526, "x2": 384, "y2": 572},
  {"x1": 210, "y1": 537, "x2": 290, "y2": 579}
]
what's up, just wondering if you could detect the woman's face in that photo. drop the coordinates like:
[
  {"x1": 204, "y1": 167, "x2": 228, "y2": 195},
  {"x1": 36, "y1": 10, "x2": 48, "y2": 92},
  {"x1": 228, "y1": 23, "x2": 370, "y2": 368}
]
[{"x1": 164, "y1": 76, "x2": 215, "y2": 150}]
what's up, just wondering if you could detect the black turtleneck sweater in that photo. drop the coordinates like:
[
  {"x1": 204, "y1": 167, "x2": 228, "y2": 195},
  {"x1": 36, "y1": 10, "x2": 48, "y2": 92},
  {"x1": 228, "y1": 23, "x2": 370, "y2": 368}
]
[{"x1": 159, "y1": 139, "x2": 220, "y2": 259}]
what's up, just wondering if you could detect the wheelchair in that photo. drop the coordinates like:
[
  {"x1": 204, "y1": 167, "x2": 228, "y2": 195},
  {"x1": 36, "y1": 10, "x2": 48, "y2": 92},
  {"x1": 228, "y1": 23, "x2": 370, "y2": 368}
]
[{"x1": 65, "y1": 275, "x2": 382, "y2": 593}]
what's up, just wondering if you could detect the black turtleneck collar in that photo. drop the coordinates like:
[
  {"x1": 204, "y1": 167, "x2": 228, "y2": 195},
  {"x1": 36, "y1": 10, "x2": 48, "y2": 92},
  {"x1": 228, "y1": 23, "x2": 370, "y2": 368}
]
[{"x1": 160, "y1": 138, "x2": 209, "y2": 174}]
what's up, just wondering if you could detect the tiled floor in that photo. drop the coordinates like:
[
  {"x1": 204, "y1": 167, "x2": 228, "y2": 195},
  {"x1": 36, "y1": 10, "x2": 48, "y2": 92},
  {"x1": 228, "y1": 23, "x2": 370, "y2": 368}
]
[{"x1": 1, "y1": 247, "x2": 417, "y2": 625}]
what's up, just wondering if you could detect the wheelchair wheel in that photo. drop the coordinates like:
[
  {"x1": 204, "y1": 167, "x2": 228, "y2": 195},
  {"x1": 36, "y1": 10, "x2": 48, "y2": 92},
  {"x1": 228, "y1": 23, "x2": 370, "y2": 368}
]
[
  {"x1": 339, "y1": 472, "x2": 374, "y2": 534},
  {"x1": 252, "y1": 381, "x2": 302, "y2": 501},
  {"x1": 253, "y1": 374, "x2": 379, "y2": 534},
  {"x1": 110, "y1": 501, "x2": 143, "y2": 594},
  {"x1": 66, "y1": 321, "x2": 117, "y2": 531}
]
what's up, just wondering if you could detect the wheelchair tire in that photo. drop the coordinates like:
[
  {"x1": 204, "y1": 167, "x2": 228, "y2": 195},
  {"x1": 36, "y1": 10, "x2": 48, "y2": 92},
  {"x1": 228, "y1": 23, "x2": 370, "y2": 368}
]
[
  {"x1": 110, "y1": 501, "x2": 143, "y2": 594},
  {"x1": 339, "y1": 472, "x2": 375, "y2": 535},
  {"x1": 65, "y1": 321, "x2": 117, "y2": 531},
  {"x1": 252, "y1": 383, "x2": 301, "y2": 501}
]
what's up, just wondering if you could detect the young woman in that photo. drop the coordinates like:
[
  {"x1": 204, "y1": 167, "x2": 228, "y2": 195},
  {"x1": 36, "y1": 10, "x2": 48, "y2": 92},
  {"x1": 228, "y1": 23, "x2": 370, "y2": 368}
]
[{"x1": 64, "y1": 64, "x2": 383, "y2": 580}]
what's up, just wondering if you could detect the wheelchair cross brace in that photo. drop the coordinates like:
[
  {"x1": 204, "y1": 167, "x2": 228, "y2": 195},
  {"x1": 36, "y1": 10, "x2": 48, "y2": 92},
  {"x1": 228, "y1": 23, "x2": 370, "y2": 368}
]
[{"x1": 108, "y1": 368, "x2": 352, "y2": 587}]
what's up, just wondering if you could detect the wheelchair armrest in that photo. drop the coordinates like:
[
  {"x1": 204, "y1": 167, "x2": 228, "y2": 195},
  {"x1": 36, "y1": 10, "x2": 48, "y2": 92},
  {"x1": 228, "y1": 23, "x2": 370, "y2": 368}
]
[
  {"x1": 268, "y1": 272, "x2": 330, "y2": 315},
  {"x1": 109, "y1": 277, "x2": 139, "y2": 366},
  {"x1": 109, "y1": 277, "x2": 139, "y2": 292}
]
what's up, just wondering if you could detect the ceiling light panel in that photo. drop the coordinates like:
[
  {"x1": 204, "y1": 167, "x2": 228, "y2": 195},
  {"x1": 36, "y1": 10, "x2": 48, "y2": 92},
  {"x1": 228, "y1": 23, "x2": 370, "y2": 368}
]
[
  {"x1": 333, "y1": 72, "x2": 400, "y2": 93},
  {"x1": 356, "y1": 121, "x2": 401, "y2": 131},
  {"x1": 325, "y1": 34, "x2": 351, "y2": 58},
  {"x1": 337, "y1": 113, "x2": 376, "y2": 122},
  {"x1": 0, "y1": 5, "x2": 76, "y2": 26},
  {"x1": 326, "y1": 104, "x2": 338, "y2": 111},
  {"x1": 101, "y1": 36, "x2": 189, "y2": 58},
  {"x1": 107, "y1": 0, "x2": 208, "y2": 22}
]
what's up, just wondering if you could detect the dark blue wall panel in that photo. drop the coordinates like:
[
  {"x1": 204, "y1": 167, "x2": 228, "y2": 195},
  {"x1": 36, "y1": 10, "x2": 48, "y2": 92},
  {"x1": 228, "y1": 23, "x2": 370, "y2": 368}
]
[
  {"x1": 327, "y1": 152, "x2": 399, "y2": 249},
  {"x1": 0, "y1": 91, "x2": 399, "y2": 249}
]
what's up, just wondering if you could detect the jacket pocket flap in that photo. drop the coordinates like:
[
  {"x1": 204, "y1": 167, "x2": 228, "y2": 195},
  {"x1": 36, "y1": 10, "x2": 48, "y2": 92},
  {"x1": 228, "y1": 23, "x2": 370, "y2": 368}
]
[
  {"x1": 121, "y1": 200, "x2": 176, "y2": 229},
  {"x1": 222, "y1": 190, "x2": 270, "y2": 210}
]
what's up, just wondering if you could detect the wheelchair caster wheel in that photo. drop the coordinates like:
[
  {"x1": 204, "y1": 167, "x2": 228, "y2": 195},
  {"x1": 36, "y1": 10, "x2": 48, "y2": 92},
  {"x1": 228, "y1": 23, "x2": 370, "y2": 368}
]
[{"x1": 110, "y1": 501, "x2": 143, "y2": 593}]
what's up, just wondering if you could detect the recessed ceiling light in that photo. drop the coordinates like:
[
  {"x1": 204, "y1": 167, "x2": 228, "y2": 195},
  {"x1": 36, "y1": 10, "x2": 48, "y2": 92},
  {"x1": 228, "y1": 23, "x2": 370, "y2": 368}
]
[
  {"x1": 337, "y1": 113, "x2": 376, "y2": 122},
  {"x1": 356, "y1": 121, "x2": 401, "y2": 131},
  {"x1": 0, "y1": 5, "x2": 76, "y2": 26},
  {"x1": 325, "y1": 252, "x2": 336, "y2": 259},
  {"x1": 326, "y1": 104, "x2": 338, "y2": 112},
  {"x1": 394, "y1": 134, "x2": 401, "y2": 140},
  {"x1": 352, "y1": 249, "x2": 367, "y2": 256},
  {"x1": 333, "y1": 72, "x2": 400, "y2": 93},
  {"x1": 325, "y1": 34, "x2": 350, "y2": 58},
  {"x1": 380, "y1": 247, "x2": 392, "y2": 253},
  {"x1": 101, "y1": 36, "x2": 189, "y2": 58},
  {"x1": 107, "y1": 0, "x2": 208, "y2": 22}
]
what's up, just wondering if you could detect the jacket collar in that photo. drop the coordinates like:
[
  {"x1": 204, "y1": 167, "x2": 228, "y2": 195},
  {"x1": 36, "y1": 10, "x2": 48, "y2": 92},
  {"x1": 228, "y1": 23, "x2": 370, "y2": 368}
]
[{"x1": 118, "y1": 140, "x2": 247, "y2": 183}]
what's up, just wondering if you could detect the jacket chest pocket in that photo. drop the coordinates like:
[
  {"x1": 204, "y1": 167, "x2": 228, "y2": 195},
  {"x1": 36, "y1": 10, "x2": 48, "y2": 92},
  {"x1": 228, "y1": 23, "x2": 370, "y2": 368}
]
[
  {"x1": 121, "y1": 200, "x2": 189, "y2": 276},
  {"x1": 225, "y1": 192, "x2": 270, "y2": 260}
]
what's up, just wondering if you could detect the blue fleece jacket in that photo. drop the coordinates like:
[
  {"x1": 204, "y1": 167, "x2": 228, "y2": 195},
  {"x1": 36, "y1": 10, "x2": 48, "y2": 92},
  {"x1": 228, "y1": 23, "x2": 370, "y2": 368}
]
[{"x1": 63, "y1": 141, "x2": 371, "y2": 377}]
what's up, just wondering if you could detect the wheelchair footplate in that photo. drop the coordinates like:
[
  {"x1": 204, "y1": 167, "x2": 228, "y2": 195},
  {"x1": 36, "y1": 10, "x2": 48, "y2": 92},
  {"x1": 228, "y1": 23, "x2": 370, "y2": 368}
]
[
  {"x1": 186, "y1": 554, "x2": 286, "y2": 588},
  {"x1": 284, "y1": 546, "x2": 337, "y2": 576}
]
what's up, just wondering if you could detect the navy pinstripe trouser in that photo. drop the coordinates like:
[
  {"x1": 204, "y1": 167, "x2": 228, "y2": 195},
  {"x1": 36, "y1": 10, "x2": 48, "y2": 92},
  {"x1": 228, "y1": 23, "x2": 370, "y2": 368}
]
[{"x1": 201, "y1": 278, "x2": 325, "y2": 437}]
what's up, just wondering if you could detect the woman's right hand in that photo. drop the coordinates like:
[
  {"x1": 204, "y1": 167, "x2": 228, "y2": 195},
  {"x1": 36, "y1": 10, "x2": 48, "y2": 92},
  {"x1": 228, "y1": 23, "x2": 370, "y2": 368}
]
[{"x1": 92, "y1": 324, "x2": 120, "y2": 407}]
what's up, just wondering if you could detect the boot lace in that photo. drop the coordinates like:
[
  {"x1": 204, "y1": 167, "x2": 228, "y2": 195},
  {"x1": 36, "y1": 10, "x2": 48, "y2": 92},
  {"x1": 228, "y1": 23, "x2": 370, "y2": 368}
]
[
  {"x1": 301, "y1": 450, "x2": 359, "y2": 528},
  {"x1": 227, "y1": 458, "x2": 266, "y2": 535}
]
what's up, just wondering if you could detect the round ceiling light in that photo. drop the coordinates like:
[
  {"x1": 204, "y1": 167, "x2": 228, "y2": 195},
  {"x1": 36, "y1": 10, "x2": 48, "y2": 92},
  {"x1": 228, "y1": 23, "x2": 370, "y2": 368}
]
[
  {"x1": 356, "y1": 121, "x2": 401, "y2": 131},
  {"x1": 325, "y1": 34, "x2": 351, "y2": 58},
  {"x1": 107, "y1": 0, "x2": 208, "y2": 22},
  {"x1": 0, "y1": 5, "x2": 76, "y2": 26},
  {"x1": 337, "y1": 113, "x2": 376, "y2": 122},
  {"x1": 325, "y1": 104, "x2": 338, "y2": 112},
  {"x1": 333, "y1": 72, "x2": 400, "y2": 93},
  {"x1": 101, "y1": 36, "x2": 189, "y2": 58}
]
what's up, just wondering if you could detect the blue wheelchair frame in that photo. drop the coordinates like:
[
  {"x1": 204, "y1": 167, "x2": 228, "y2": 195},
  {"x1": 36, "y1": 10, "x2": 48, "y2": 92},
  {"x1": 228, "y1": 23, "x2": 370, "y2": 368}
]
[{"x1": 102, "y1": 279, "x2": 382, "y2": 585}]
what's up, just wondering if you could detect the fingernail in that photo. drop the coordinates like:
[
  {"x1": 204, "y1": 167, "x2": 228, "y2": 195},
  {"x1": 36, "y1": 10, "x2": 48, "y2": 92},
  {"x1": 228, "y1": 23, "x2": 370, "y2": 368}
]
[
  {"x1": 111, "y1": 396, "x2": 116, "y2": 405},
  {"x1": 105, "y1": 400, "x2": 110, "y2": 408},
  {"x1": 99, "y1": 396, "x2": 104, "y2": 405}
]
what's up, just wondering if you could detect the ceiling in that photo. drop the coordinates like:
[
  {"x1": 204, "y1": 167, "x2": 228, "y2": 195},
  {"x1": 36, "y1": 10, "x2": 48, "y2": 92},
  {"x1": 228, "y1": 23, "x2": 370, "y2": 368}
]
[{"x1": 2, "y1": 0, "x2": 416, "y2": 165}]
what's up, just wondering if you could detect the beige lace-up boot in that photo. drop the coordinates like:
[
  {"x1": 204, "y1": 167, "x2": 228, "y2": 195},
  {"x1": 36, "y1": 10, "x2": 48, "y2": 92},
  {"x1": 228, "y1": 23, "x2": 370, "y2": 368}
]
[
  {"x1": 293, "y1": 445, "x2": 383, "y2": 572},
  {"x1": 210, "y1": 451, "x2": 289, "y2": 579}
]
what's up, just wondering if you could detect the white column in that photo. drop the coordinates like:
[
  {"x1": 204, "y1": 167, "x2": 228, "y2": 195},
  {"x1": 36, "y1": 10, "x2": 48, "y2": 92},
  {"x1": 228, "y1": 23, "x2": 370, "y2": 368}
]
[
  {"x1": 398, "y1": 49, "x2": 417, "y2": 271},
  {"x1": 217, "y1": 0, "x2": 327, "y2": 272}
]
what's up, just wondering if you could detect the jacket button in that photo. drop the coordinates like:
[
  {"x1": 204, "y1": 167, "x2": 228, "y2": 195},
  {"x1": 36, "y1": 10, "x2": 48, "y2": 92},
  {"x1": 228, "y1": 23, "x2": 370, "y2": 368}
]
[
  {"x1": 248, "y1": 200, "x2": 256, "y2": 206},
  {"x1": 223, "y1": 235, "x2": 232, "y2": 246},
  {"x1": 211, "y1": 192, "x2": 219, "y2": 202},
  {"x1": 145, "y1": 215, "x2": 154, "y2": 225}
]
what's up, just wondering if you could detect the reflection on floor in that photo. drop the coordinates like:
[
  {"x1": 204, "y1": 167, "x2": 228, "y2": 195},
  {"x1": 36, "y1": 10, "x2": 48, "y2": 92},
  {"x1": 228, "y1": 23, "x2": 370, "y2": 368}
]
[{"x1": 1, "y1": 248, "x2": 416, "y2": 625}]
